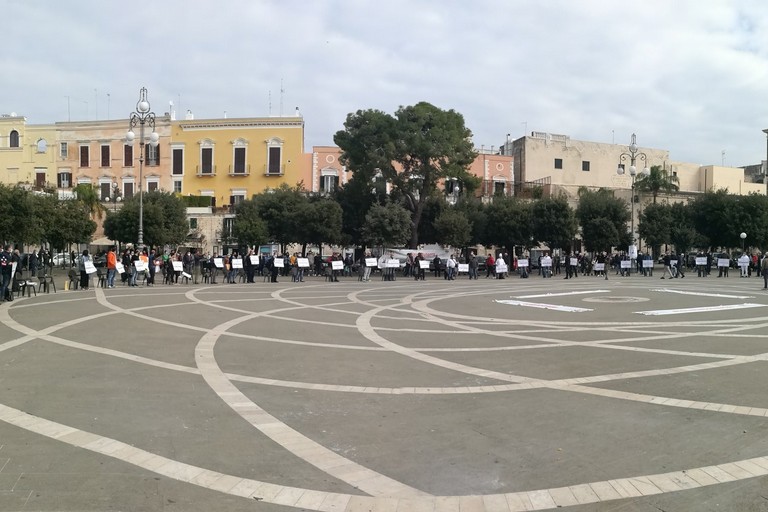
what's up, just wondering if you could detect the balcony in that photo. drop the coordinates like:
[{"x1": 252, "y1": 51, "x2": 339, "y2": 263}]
[
  {"x1": 229, "y1": 164, "x2": 250, "y2": 176},
  {"x1": 264, "y1": 164, "x2": 285, "y2": 177},
  {"x1": 196, "y1": 165, "x2": 216, "y2": 177}
]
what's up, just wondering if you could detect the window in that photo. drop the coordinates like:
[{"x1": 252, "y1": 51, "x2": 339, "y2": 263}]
[
  {"x1": 173, "y1": 179, "x2": 182, "y2": 193},
  {"x1": 222, "y1": 218, "x2": 234, "y2": 238},
  {"x1": 147, "y1": 180, "x2": 159, "y2": 192},
  {"x1": 100, "y1": 182, "x2": 111, "y2": 201},
  {"x1": 37, "y1": 139, "x2": 47, "y2": 153},
  {"x1": 123, "y1": 182, "x2": 134, "y2": 198},
  {"x1": 146, "y1": 144, "x2": 160, "y2": 166},
  {"x1": 172, "y1": 148, "x2": 184, "y2": 175},
  {"x1": 101, "y1": 145, "x2": 110, "y2": 167},
  {"x1": 124, "y1": 144, "x2": 133, "y2": 167},
  {"x1": 199, "y1": 141, "x2": 214, "y2": 175},
  {"x1": 267, "y1": 147, "x2": 282, "y2": 175},
  {"x1": 229, "y1": 194, "x2": 245, "y2": 206},
  {"x1": 582, "y1": 160, "x2": 590, "y2": 172},
  {"x1": 60, "y1": 142, "x2": 68, "y2": 159},
  {"x1": 233, "y1": 147, "x2": 246, "y2": 174},
  {"x1": 9, "y1": 130, "x2": 19, "y2": 148},
  {"x1": 57, "y1": 171, "x2": 72, "y2": 188},
  {"x1": 189, "y1": 218, "x2": 198, "y2": 230},
  {"x1": 554, "y1": 158, "x2": 563, "y2": 170},
  {"x1": 79, "y1": 145, "x2": 90, "y2": 167},
  {"x1": 320, "y1": 174, "x2": 339, "y2": 193},
  {"x1": 672, "y1": 171, "x2": 678, "y2": 177},
  {"x1": 35, "y1": 170, "x2": 46, "y2": 188},
  {"x1": 494, "y1": 181, "x2": 506, "y2": 196}
]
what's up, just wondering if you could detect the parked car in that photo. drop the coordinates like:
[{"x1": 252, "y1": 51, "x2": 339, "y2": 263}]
[{"x1": 475, "y1": 255, "x2": 487, "y2": 271}]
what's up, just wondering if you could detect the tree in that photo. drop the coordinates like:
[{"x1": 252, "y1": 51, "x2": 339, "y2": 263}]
[
  {"x1": 575, "y1": 188, "x2": 631, "y2": 251},
  {"x1": 530, "y1": 196, "x2": 577, "y2": 252},
  {"x1": 44, "y1": 199, "x2": 96, "y2": 251},
  {"x1": 638, "y1": 202, "x2": 672, "y2": 253},
  {"x1": 73, "y1": 183, "x2": 106, "y2": 220},
  {"x1": 434, "y1": 208, "x2": 471, "y2": 249},
  {"x1": 252, "y1": 184, "x2": 307, "y2": 252},
  {"x1": 332, "y1": 175, "x2": 387, "y2": 248},
  {"x1": 361, "y1": 202, "x2": 412, "y2": 249},
  {"x1": 484, "y1": 197, "x2": 533, "y2": 249},
  {"x1": 232, "y1": 199, "x2": 269, "y2": 248},
  {"x1": 689, "y1": 190, "x2": 736, "y2": 249},
  {"x1": 335, "y1": 102, "x2": 477, "y2": 248},
  {"x1": 297, "y1": 198, "x2": 344, "y2": 254},
  {"x1": 634, "y1": 165, "x2": 679, "y2": 204},
  {"x1": 103, "y1": 191, "x2": 187, "y2": 248}
]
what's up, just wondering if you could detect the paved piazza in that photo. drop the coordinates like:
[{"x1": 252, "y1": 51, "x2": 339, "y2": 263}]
[{"x1": 4, "y1": 273, "x2": 768, "y2": 511}]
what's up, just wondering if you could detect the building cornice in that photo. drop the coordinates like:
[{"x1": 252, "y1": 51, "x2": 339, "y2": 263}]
[{"x1": 178, "y1": 118, "x2": 303, "y2": 131}]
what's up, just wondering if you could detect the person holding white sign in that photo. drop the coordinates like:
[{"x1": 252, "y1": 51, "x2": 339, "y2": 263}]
[
  {"x1": 78, "y1": 249, "x2": 92, "y2": 290},
  {"x1": 738, "y1": 252, "x2": 750, "y2": 278}
]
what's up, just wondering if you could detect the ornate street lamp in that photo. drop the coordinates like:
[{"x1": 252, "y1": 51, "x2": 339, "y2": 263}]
[
  {"x1": 617, "y1": 133, "x2": 650, "y2": 267},
  {"x1": 741, "y1": 232, "x2": 747, "y2": 254},
  {"x1": 126, "y1": 87, "x2": 159, "y2": 249}
]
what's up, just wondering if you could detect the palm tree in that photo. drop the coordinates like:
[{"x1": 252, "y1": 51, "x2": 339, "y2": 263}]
[
  {"x1": 73, "y1": 184, "x2": 106, "y2": 220},
  {"x1": 634, "y1": 165, "x2": 679, "y2": 204}
]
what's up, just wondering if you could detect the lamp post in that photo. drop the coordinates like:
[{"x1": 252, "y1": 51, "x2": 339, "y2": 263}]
[
  {"x1": 741, "y1": 232, "x2": 747, "y2": 254},
  {"x1": 617, "y1": 133, "x2": 650, "y2": 269},
  {"x1": 106, "y1": 184, "x2": 121, "y2": 212},
  {"x1": 126, "y1": 87, "x2": 159, "y2": 249}
]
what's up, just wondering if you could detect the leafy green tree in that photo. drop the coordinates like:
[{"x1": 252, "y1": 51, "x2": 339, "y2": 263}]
[
  {"x1": 689, "y1": 190, "x2": 736, "y2": 249},
  {"x1": 44, "y1": 199, "x2": 96, "y2": 251},
  {"x1": 232, "y1": 199, "x2": 269, "y2": 248},
  {"x1": 434, "y1": 208, "x2": 471, "y2": 249},
  {"x1": 361, "y1": 202, "x2": 412, "y2": 248},
  {"x1": 582, "y1": 217, "x2": 620, "y2": 253},
  {"x1": 332, "y1": 175, "x2": 387, "y2": 248},
  {"x1": 455, "y1": 197, "x2": 487, "y2": 247},
  {"x1": 634, "y1": 165, "x2": 679, "y2": 204},
  {"x1": 297, "y1": 198, "x2": 344, "y2": 254},
  {"x1": 416, "y1": 195, "x2": 447, "y2": 245},
  {"x1": 103, "y1": 191, "x2": 187, "y2": 248},
  {"x1": 252, "y1": 183, "x2": 307, "y2": 252},
  {"x1": 530, "y1": 196, "x2": 577, "y2": 252},
  {"x1": 576, "y1": 188, "x2": 631, "y2": 251},
  {"x1": 484, "y1": 197, "x2": 533, "y2": 249},
  {"x1": 73, "y1": 183, "x2": 106, "y2": 220},
  {"x1": 638, "y1": 202, "x2": 672, "y2": 253},
  {"x1": 335, "y1": 102, "x2": 478, "y2": 248}
]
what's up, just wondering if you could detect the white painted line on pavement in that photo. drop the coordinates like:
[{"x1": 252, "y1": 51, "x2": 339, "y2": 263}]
[
  {"x1": 516, "y1": 290, "x2": 610, "y2": 299},
  {"x1": 652, "y1": 288, "x2": 754, "y2": 299},
  {"x1": 495, "y1": 300, "x2": 593, "y2": 313},
  {"x1": 636, "y1": 303, "x2": 767, "y2": 316}
]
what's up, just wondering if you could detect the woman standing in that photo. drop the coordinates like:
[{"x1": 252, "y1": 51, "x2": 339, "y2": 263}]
[{"x1": 79, "y1": 250, "x2": 91, "y2": 290}]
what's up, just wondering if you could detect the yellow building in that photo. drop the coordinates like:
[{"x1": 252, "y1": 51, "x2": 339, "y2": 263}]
[
  {"x1": 173, "y1": 115, "x2": 305, "y2": 208},
  {"x1": 0, "y1": 115, "x2": 58, "y2": 189}
]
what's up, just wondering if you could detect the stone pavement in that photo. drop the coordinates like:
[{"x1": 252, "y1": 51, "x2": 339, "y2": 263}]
[{"x1": 2, "y1": 273, "x2": 768, "y2": 510}]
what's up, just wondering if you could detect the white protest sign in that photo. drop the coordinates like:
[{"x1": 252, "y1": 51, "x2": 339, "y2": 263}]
[
  {"x1": 496, "y1": 264, "x2": 508, "y2": 273},
  {"x1": 620, "y1": 260, "x2": 631, "y2": 269},
  {"x1": 517, "y1": 259, "x2": 529, "y2": 268},
  {"x1": 11, "y1": 261, "x2": 17, "y2": 277},
  {"x1": 115, "y1": 262, "x2": 125, "y2": 274},
  {"x1": 717, "y1": 258, "x2": 730, "y2": 267},
  {"x1": 386, "y1": 259, "x2": 400, "y2": 268},
  {"x1": 669, "y1": 260, "x2": 678, "y2": 266},
  {"x1": 570, "y1": 258, "x2": 578, "y2": 266},
  {"x1": 273, "y1": 258, "x2": 284, "y2": 268},
  {"x1": 458, "y1": 263, "x2": 469, "y2": 273},
  {"x1": 213, "y1": 258, "x2": 224, "y2": 268},
  {"x1": 231, "y1": 258, "x2": 243, "y2": 269},
  {"x1": 331, "y1": 260, "x2": 343, "y2": 270},
  {"x1": 297, "y1": 258, "x2": 310, "y2": 268},
  {"x1": 249, "y1": 255, "x2": 259, "y2": 265},
  {"x1": 365, "y1": 257, "x2": 378, "y2": 267},
  {"x1": 182, "y1": 272, "x2": 192, "y2": 279},
  {"x1": 133, "y1": 260, "x2": 146, "y2": 273},
  {"x1": 419, "y1": 260, "x2": 430, "y2": 269},
  {"x1": 172, "y1": 260, "x2": 184, "y2": 272},
  {"x1": 85, "y1": 260, "x2": 98, "y2": 274},
  {"x1": 695, "y1": 257, "x2": 707, "y2": 266},
  {"x1": 594, "y1": 263, "x2": 605, "y2": 271},
  {"x1": 540, "y1": 257, "x2": 552, "y2": 267},
  {"x1": 643, "y1": 259, "x2": 654, "y2": 268}
]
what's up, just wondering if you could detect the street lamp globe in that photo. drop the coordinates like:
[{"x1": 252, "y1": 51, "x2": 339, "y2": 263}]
[
  {"x1": 629, "y1": 165, "x2": 637, "y2": 176},
  {"x1": 125, "y1": 130, "x2": 135, "y2": 144},
  {"x1": 741, "y1": 232, "x2": 747, "y2": 241}
]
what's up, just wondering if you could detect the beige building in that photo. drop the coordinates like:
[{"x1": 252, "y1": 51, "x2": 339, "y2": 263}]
[{"x1": 0, "y1": 115, "x2": 58, "y2": 189}]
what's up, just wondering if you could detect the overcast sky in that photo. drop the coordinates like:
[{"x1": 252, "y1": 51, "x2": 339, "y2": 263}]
[{"x1": 4, "y1": 0, "x2": 768, "y2": 167}]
